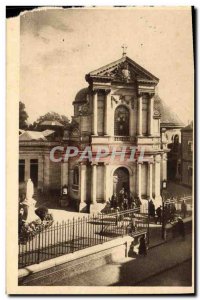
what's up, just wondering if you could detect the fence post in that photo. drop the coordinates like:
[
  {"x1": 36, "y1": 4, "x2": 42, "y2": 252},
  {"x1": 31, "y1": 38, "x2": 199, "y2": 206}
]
[
  {"x1": 37, "y1": 231, "x2": 41, "y2": 264},
  {"x1": 72, "y1": 217, "x2": 75, "y2": 253},
  {"x1": 122, "y1": 212, "x2": 124, "y2": 238},
  {"x1": 101, "y1": 214, "x2": 104, "y2": 243}
]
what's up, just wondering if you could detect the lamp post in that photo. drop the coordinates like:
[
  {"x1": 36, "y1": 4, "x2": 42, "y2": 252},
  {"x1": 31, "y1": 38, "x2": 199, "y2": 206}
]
[
  {"x1": 147, "y1": 198, "x2": 150, "y2": 245},
  {"x1": 161, "y1": 179, "x2": 167, "y2": 240}
]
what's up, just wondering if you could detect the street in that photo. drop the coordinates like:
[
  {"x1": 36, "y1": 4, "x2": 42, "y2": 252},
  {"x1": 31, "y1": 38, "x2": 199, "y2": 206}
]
[
  {"x1": 137, "y1": 259, "x2": 192, "y2": 286},
  {"x1": 51, "y1": 233, "x2": 192, "y2": 286}
]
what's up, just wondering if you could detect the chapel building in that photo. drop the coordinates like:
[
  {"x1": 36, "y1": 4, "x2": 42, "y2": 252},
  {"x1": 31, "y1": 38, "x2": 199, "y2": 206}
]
[
  {"x1": 19, "y1": 53, "x2": 177, "y2": 212},
  {"x1": 65, "y1": 54, "x2": 166, "y2": 212}
]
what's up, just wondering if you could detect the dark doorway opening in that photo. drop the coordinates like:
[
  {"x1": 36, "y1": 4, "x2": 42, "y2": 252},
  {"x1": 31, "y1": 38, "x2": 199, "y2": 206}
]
[
  {"x1": 113, "y1": 167, "x2": 130, "y2": 195},
  {"x1": 30, "y1": 159, "x2": 38, "y2": 187},
  {"x1": 19, "y1": 159, "x2": 25, "y2": 182}
]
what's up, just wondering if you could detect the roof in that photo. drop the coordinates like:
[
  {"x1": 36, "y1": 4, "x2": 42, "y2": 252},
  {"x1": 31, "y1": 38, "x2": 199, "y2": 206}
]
[
  {"x1": 181, "y1": 123, "x2": 193, "y2": 132},
  {"x1": 42, "y1": 129, "x2": 55, "y2": 136},
  {"x1": 19, "y1": 129, "x2": 24, "y2": 135},
  {"x1": 73, "y1": 88, "x2": 88, "y2": 104},
  {"x1": 40, "y1": 120, "x2": 64, "y2": 127},
  {"x1": 19, "y1": 131, "x2": 47, "y2": 141},
  {"x1": 86, "y1": 56, "x2": 159, "y2": 84},
  {"x1": 154, "y1": 95, "x2": 185, "y2": 128}
]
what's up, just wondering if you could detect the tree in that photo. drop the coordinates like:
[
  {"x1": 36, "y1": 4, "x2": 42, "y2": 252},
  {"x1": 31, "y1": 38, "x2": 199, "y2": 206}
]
[
  {"x1": 30, "y1": 112, "x2": 70, "y2": 130},
  {"x1": 19, "y1": 101, "x2": 28, "y2": 129}
]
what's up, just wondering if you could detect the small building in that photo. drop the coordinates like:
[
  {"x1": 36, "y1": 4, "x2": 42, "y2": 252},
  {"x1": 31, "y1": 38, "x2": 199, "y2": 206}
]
[
  {"x1": 19, "y1": 130, "x2": 63, "y2": 195},
  {"x1": 181, "y1": 123, "x2": 193, "y2": 187},
  {"x1": 37, "y1": 120, "x2": 65, "y2": 140},
  {"x1": 154, "y1": 94, "x2": 184, "y2": 181}
]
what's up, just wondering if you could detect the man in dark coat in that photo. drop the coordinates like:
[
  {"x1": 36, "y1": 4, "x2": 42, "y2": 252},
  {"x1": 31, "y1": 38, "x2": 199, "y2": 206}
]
[
  {"x1": 111, "y1": 193, "x2": 117, "y2": 209},
  {"x1": 155, "y1": 206, "x2": 162, "y2": 224},
  {"x1": 148, "y1": 199, "x2": 155, "y2": 218},
  {"x1": 139, "y1": 235, "x2": 147, "y2": 256},
  {"x1": 181, "y1": 200, "x2": 187, "y2": 218},
  {"x1": 177, "y1": 217, "x2": 185, "y2": 240}
]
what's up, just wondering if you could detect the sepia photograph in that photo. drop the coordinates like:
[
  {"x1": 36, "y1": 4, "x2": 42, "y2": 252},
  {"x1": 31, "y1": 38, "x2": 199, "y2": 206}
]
[{"x1": 6, "y1": 6, "x2": 194, "y2": 294}]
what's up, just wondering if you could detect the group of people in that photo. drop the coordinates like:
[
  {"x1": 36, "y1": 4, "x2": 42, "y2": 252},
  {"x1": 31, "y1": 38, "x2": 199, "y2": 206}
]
[
  {"x1": 128, "y1": 234, "x2": 147, "y2": 257},
  {"x1": 109, "y1": 188, "x2": 141, "y2": 211},
  {"x1": 149, "y1": 198, "x2": 188, "y2": 225}
]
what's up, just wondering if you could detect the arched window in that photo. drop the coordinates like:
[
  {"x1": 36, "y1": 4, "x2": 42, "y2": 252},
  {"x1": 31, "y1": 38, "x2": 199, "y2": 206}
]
[
  {"x1": 73, "y1": 166, "x2": 79, "y2": 186},
  {"x1": 114, "y1": 105, "x2": 130, "y2": 136}
]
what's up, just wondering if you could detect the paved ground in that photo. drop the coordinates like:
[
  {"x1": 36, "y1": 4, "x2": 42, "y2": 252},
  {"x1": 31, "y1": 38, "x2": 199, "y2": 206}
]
[
  {"x1": 137, "y1": 259, "x2": 192, "y2": 286},
  {"x1": 52, "y1": 233, "x2": 192, "y2": 286},
  {"x1": 166, "y1": 181, "x2": 192, "y2": 199}
]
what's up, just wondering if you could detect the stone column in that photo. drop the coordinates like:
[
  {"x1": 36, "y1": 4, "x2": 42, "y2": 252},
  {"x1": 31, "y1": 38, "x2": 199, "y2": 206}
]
[
  {"x1": 137, "y1": 95, "x2": 143, "y2": 136},
  {"x1": 91, "y1": 163, "x2": 97, "y2": 203},
  {"x1": 148, "y1": 95, "x2": 154, "y2": 136},
  {"x1": 137, "y1": 162, "x2": 142, "y2": 199},
  {"x1": 162, "y1": 153, "x2": 167, "y2": 181},
  {"x1": 129, "y1": 168, "x2": 135, "y2": 197},
  {"x1": 148, "y1": 162, "x2": 153, "y2": 199},
  {"x1": 92, "y1": 90, "x2": 98, "y2": 135},
  {"x1": 25, "y1": 158, "x2": 30, "y2": 181},
  {"x1": 61, "y1": 161, "x2": 68, "y2": 188},
  {"x1": 104, "y1": 89, "x2": 111, "y2": 136},
  {"x1": 38, "y1": 156, "x2": 44, "y2": 192},
  {"x1": 154, "y1": 155, "x2": 162, "y2": 207},
  {"x1": 80, "y1": 163, "x2": 87, "y2": 203},
  {"x1": 43, "y1": 155, "x2": 50, "y2": 193},
  {"x1": 104, "y1": 163, "x2": 109, "y2": 202}
]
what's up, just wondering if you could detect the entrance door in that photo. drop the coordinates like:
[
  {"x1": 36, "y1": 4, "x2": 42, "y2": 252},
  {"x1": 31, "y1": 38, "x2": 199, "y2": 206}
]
[
  {"x1": 30, "y1": 159, "x2": 38, "y2": 187},
  {"x1": 113, "y1": 167, "x2": 130, "y2": 195}
]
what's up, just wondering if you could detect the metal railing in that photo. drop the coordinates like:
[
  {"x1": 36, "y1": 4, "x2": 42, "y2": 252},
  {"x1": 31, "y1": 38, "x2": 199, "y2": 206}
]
[{"x1": 18, "y1": 208, "x2": 148, "y2": 269}]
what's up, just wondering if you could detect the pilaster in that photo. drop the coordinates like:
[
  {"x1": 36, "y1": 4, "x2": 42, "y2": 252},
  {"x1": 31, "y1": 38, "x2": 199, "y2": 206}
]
[
  {"x1": 148, "y1": 162, "x2": 153, "y2": 199},
  {"x1": 137, "y1": 162, "x2": 142, "y2": 199},
  {"x1": 91, "y1": 163, "x2": 97, "y2": 203},
  {"x1": 148, "y1": 95, "x2": 154, "y2": 135},
  {"x1": 104, "y1": 89, "x2": 111, "y2": 136},
  {"x1": 137, "y1": 95, "x2": 143, "y2": 136},
  {"x1": 92, "y1": 90, "x2": 98, "y2": 135}
]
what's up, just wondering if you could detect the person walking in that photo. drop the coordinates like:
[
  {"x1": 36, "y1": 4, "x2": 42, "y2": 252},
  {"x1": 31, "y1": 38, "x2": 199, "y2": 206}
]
[
  {"x1": 138, "y1": 235, "x2": 147, "y2": 256},
  {"x1": 181, "y1": 200, "x2": 187, "y2": 218},
  {"x1": 123, "y1": 193, "x2": 128, "y2": 210},
  {"x1": 149, "y1": 199, "x2": 155, "y2": 218},
  {"x1": 170, "y1": 203, "x2": 177, "y2": 222},
  {"x1": 155, "y1": 205, "x2": 162, "y2": 224},
  {"x1": 111, "y1": 193, "x2": 118, "y2": 209},
  {"x1": 177, "y1": 217, "x2": 185, "y2": 240}
]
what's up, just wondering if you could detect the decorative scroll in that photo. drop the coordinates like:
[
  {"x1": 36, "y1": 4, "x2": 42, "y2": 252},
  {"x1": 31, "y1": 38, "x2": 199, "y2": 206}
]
[{"x1": 111, "y1": 94, "x2": 135, "y2": 108}]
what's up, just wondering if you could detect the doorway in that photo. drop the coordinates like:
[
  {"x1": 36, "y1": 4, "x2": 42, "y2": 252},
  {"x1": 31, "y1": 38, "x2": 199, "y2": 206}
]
[{"x1": 113, "y1": 167, "x2": 130, "y2": 195}]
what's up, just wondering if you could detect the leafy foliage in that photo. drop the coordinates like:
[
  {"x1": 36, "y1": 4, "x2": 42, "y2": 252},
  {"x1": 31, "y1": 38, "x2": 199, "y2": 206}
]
[
  {"x1": 19, "y1": 101, "x2": 29, "y2": 129},
  {"x1": 29, "y1": 111, "x2": 70, "y2": 130},
  {"x1": 19, "y1": 213, "x2": 54, "y2": 244}
]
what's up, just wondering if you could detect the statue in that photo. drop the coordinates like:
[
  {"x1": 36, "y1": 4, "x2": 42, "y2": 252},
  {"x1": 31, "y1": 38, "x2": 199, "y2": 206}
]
[
  {"x1": 26, "y1": 178, "x2": 34, "y2": 200},
  {"x1": 20, "y1": 179, "x2": 37, "y2": 223}
]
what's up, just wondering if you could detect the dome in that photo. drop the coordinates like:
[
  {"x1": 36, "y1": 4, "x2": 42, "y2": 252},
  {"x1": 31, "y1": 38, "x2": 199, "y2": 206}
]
[
  {"x1": 73, "y1": 88, "x2": 88, "y2": 104},
  {"x1": 154, "y1": 94, "x2": 184, "y2": 128}
]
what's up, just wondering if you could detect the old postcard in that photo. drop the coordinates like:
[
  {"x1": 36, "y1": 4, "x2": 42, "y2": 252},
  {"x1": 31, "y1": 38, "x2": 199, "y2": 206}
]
[{"x1": 6, "y1": 6, "x2": 194, "y2": 294}]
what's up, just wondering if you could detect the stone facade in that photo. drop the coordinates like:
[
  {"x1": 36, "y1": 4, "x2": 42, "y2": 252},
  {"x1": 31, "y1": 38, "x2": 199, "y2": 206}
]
[
  {"x1": 181, "y1": 123, "x2": 193, "y2": 187},
  {"x1": 19, "y1": 55, "x2": 171, "y2": 211}
]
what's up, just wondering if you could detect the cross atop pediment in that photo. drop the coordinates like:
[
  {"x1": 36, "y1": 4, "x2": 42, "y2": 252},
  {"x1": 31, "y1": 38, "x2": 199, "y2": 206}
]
[{"x1": 122, "y1": 44, "x2": 127, "y2": 57}]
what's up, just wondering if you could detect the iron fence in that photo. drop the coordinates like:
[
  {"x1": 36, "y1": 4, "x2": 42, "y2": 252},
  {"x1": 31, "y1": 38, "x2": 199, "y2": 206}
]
[{"x1": 18, "y1": 208, "x2": 148, "y2": 268}]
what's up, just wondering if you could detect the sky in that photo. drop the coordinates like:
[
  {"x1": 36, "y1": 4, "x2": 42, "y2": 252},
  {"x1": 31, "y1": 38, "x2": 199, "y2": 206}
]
[{"x1": 20, "y1": 7, "x2": 194, "y2": 124}]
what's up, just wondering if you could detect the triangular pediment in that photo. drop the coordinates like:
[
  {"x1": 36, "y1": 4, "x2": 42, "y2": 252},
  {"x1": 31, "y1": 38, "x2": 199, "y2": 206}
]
[{"x1": 86, "y1": 56, "x2": 159, "y2": 84}]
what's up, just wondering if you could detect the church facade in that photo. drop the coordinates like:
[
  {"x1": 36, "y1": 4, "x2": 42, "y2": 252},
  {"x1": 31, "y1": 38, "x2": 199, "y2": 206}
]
[
  {"x1": 19, "y1": 54, "x2": 169, "y2": 212},
  {"x1": 62, "y1": 55, "x2": 167, "y2": 212}
]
